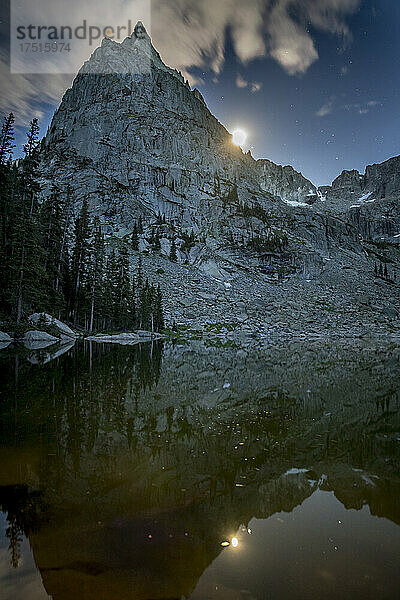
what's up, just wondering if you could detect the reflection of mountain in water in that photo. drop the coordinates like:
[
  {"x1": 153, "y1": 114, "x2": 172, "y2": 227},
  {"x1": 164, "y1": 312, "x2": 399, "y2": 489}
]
[{"x1": 0, "y1": 340, "x2": 399, "y2": 599}]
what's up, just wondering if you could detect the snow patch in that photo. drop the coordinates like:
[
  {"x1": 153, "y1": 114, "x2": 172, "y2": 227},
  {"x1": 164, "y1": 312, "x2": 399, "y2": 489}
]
[
  {"x1": 361, "y1": 474, "x2": 376, "y2": 487},
  {"x1": 349, "y1": 192, "x2": 376, "y2": 209},
  {"x1": 358, "y1": 192, "x2": 372, "y2": 202},
  {"x1": 283, "y1": 199, "x2": 310, "y2": 207},
  {"x1": 283, "y1": 468, "x2": 309, "y2": 476}
]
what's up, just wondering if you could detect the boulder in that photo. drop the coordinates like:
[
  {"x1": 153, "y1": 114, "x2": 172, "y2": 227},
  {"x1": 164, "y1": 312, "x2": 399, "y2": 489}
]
[
  {"x1": 136, "y1": 330, "x2": 165, "y2": 340},
  {"x1": 23, "y1": 330, "x2": 59, "y2": 350},
  {"x1": 24, "y1": 330, "x2": 59, "y2": 343},
  {"x1": 29, "y1": 313, "x2": 77, "y2": 338},
  {"x1": 86, "y1": 333, "x2": 141, "y2": 345},
  {"x1": 0, "y1": 331, "x2": 12, "y2": 342}
]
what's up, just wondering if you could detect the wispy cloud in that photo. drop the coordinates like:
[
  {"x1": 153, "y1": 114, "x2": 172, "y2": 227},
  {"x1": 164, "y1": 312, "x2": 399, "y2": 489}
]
[
  {"x1": 316, "y1": 96, "x2": 383, "y2": 117},
  {"x1": 343, "y1": 100, "x2": 383, "y2": 115},
  {"x1": 316, "y1": 97, "x2": 335, "y2": 117},
  {"x1": 236, "y1": 74, "x2": 263, "y2": 93},
  {"x1": 0, "y1": 49, "x2": 72, "y2": 123},
  {"x1": 236, "y1": 74, "x2": 248, "y2": 88}
]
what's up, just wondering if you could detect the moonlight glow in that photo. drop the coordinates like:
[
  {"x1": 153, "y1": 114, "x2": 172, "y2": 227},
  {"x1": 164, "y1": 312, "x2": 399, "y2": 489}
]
[{"x1": 232, "y1": 128, "x2": 247, "y2": 147}]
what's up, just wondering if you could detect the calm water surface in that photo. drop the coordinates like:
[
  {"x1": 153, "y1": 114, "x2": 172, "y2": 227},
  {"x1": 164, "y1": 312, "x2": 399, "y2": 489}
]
[{"x1": 0, "y1": 339, "x2": 399, "y2": 599}]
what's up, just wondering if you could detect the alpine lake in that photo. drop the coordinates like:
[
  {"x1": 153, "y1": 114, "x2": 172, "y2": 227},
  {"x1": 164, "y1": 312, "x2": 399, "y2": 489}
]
[{"x1": 0, "y1": 337, "x2": 399, "y2": 599}]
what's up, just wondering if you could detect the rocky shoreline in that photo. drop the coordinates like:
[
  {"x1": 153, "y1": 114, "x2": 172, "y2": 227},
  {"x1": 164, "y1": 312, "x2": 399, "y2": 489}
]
[{"x1": 0, "y1": 312, "x2": 167, "y2": 351}]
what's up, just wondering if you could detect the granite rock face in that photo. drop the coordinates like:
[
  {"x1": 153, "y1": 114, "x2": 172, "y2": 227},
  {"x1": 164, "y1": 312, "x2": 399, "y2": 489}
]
[
  {"x1": 318, "y1": 155, "x2": 400, "y2": 211},
  {"x1": 258, "y1": 159, "x2": 317, "y2": 204},
  {"x1": 39, "y1": 21, "x2": 316, "y2": 225},
  {"x1": 38, "y1": 23, "x2": 400, "y2": 335}
]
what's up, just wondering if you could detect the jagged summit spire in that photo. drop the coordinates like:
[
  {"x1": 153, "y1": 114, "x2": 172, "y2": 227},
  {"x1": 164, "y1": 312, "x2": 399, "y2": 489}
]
[{"x1": 133, "y1": 21, "x2": 148, "y2": 39}]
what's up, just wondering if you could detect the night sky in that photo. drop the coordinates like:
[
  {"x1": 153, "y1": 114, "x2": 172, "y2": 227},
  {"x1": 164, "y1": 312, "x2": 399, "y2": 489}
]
[
  {"x1": 198, "y1": 1, "x2": 400, "y2": 185},
  {"x1": 1, "y1": 0, "x2": 399, "y2": 186}
]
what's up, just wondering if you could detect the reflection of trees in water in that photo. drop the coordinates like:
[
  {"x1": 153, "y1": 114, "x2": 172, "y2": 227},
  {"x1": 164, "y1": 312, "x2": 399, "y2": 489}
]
[
  {"x1": 0, "y1": 342, "x2": 164, "y2": 566},
  {"x1": 0, "y1": 485, "x2": 48, "y2": 568},
  {"x1": 0, "y1": 341, "x2": 164, "y2": 451},
  {"x1": 1, "y1": 341, "x2": 400, "y2": 571}
]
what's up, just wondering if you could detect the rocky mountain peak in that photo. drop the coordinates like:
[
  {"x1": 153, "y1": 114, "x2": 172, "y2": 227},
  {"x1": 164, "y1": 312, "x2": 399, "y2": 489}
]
[
  {"x1": 316, "y1": 154, "x2": 400, "y2": 216},
  {"x1": 332, "y1": 169, "x2": 362, "y2": 191},
  {"x1": 79, "y1": 20, "x2": 185, "y2": 84},
  {"x1": 42, "y1": 25, "x2": 318, "y2": 216},
  {"x1": 36, "y1": 26, "x2": 400, "y2": 337},
  {"x1": 133, "y1": 21, "x2": 148, "y2": 39}
]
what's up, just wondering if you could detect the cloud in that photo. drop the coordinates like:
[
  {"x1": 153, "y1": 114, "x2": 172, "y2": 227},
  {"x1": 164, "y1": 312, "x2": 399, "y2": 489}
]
[
  {"x1": 0, "y1": 49, "x2": 72, "y2": 124},
  {"x1": 316, "y1": 97, "x2": 335, "y2": 117},
  {"x1": 267, "y1": 1, "x2": 319, "y2": 75},
  {"x1": 316, "y1": 97, "x2": 382, "y2": 118},
  {"x1": 236, "y1": 74, "x2": 263, "y2": 92},
  {"x1": 0, "y1": 0, "x2": 361, "y2": 125},
  {"x1": 343, "y1": 100, "x2": 382, "y2": 114},
  {"x1": 250, "y1": 81, "x2": 262, "y2": 93},
  {"x1": 152, "y1": 0, "x2": 361, "y2": 79},
  {"x1": 236, "y1": 74, "x2": 248, "y2": 88}
]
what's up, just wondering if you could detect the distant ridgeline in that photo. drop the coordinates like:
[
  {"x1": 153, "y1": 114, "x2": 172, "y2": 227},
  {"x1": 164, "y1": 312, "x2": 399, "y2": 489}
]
[{"x1": 0, "y1": 115, "x2": 164, "y2": 333}]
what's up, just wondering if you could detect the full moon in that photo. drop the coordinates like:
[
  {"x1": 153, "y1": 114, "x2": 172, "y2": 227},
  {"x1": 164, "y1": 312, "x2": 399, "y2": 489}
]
[{"x1": 232, "y1": 128, "x2": 247, "y2": 147}]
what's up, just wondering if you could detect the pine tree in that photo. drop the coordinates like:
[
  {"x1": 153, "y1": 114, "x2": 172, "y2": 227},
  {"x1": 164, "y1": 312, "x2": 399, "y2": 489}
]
[
  {"x1": 12, "y1": 119, "x2": 44, "y2": 321},
  {"x1": 55, "y1": 185, "x2": 74, "y2": 296},
  {"x1": 129, "y1": 275, "x2": 136, "y2": 328},
  {"x1": 6, "y1": 518, "x2": 22, "y2": 569},
  {"x1": 114, "y1": 242, "x2": 131, "y2": 330},
  {"x1": 169, "y1": 237, "x2": 177, "y2": 262},
  {"x1": 374, "y1": 262, "x2": 378, "y2": 277},
  {"x1": 22, "y1": 119, "x2": 40, "y2": 220},
  {"x1": 88, "y1": 217, "x2": 105, "y2": 332},
  {"x1": 0, "y1": 113, "x2": 15, "y2": 165},
  {"x1": 137, "y1": 253, "x2": 143, "y2": 291},
  {"x1": 131, "y1": 222, "x2": 139, "y2": 251},
  {"x1": 0, "y1": 118, "x2": 17, "y2": 313},
  {"x1": 39, "y1": 187, "x2": 69, "y2": 315},
  {"x1": 71, "y1": 199, "x2": 91, "y2": 324},
  {"x1": 154, "y1": 284, "x2": 164, "y2": 332},
  {"x1": 152, "y1": 228, "x2": 161, "y2": 251},
  {"x1": 139, "y1": 279, "x2": 153, "y2": 330},
  {"x1": 102, "y1": 251, "x2": 117, "y2": 330},
  {"x1": 23, "y1": 118, "x2": 40, "y2": 157}
]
